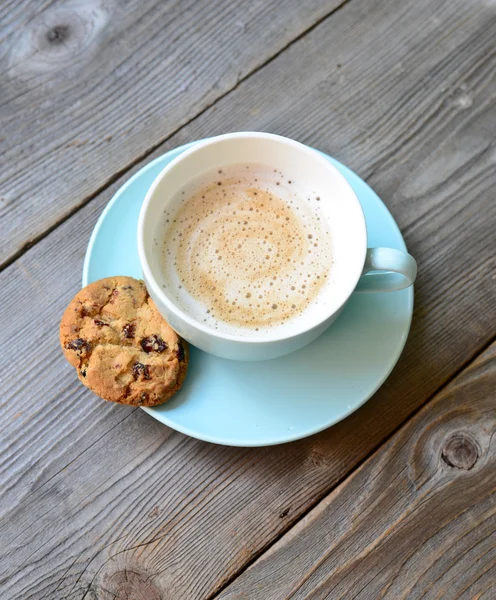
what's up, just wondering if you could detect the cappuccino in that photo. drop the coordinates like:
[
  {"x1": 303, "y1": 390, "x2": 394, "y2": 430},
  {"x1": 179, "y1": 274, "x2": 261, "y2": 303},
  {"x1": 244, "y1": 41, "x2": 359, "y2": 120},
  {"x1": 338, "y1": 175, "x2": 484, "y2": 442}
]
[{"x1": 159, "y1": 164, "x2": 332, "y2": 335}]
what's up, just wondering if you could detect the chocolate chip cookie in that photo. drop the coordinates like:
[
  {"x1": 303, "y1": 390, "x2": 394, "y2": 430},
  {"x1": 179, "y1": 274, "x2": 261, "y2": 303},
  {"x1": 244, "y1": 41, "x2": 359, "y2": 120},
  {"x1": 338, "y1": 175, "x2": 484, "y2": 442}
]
[{"x1": 60, "y1": 276, "x2": 188, "y2": 406}]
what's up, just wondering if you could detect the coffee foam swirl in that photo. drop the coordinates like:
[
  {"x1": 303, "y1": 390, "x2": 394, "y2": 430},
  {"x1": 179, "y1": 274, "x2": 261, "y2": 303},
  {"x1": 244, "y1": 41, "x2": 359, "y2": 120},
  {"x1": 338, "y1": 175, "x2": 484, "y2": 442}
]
[{"x1": 160, "y1": 165, "x2": 331, "y2": 334}]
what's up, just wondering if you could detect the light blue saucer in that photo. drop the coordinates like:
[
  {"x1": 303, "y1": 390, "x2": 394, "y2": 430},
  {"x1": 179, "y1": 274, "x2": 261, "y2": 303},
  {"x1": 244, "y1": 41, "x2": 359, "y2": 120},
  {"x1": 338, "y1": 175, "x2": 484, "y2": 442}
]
[{"x1": 83, "y1": 140, "x2": 413, "y2": 446}]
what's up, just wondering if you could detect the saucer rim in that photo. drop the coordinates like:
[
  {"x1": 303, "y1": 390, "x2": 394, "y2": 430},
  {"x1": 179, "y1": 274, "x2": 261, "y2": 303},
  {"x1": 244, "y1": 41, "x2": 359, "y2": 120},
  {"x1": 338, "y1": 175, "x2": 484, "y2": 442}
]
[{"x1": 83, "y1": 140, "x2": 413, "y2": 446}]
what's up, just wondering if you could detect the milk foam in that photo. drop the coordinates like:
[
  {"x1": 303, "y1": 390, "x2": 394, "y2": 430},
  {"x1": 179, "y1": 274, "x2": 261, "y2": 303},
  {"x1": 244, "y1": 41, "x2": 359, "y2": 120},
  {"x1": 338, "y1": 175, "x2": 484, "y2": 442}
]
[{"x1": 159, "y1": 164, "x2": 332, "y2": 336}]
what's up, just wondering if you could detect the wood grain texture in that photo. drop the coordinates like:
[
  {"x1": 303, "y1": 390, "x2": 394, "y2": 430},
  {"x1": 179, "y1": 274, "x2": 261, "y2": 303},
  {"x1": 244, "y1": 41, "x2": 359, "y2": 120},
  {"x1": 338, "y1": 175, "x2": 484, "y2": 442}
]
[
  {"x1": 1, "y1": 0, "x2": 495, "y2": 598},
  {"x1": 0, "y1": 0, "x2": 345, "y2": 267},
  {"x1": 218, "y1": 343, "x2": 496, "y2": 600}
]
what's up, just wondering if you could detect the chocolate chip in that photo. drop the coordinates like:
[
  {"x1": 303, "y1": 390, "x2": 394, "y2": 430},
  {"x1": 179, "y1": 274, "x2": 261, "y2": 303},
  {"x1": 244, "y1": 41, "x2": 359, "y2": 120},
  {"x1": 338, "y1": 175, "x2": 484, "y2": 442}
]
[
  {"x1": 109, "y1": 289, "x2": 119, "y2": 304},
  {"x1": 94, "y1": 319, "x2": 109, "y2": 327},
  {"x1": 122, "y1": 285, "x2": 133, "y2": 290},
  {"x1": 137, "y1": 392, "x2": 148, "y2": 405},
  {"x1": 141, "y1": 335, "x2": 167, "y2": 353},
  {"x1": 66, "y1": 338, "x2": 91, "y2": 356},
  {"x1": 122, "y1": 323, "x2": 136, "y2": 338},
  {"x1": 176, "y1": 342, "x2": 185, "y2": 362},
  {"x1": 80, "y1": 368, "x2": 87, "y2": 378},
  {"x1": 132, "y1": 362, "x2": 151, "y2": 380}
]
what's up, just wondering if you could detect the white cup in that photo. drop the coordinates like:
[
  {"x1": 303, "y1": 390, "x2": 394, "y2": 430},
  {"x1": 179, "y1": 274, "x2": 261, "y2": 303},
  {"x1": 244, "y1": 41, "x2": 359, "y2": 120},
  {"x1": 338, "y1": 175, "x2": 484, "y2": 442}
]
[{"x1": 138, "y1": 132, "x2": 416, "y2": 361}]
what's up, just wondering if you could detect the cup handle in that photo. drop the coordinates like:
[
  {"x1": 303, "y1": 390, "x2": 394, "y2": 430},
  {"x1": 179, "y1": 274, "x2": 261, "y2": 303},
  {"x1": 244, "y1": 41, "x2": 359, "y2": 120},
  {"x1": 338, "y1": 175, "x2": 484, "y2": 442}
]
[{"x1": 355, "y1": 247, "x2": 417, "y2": 292}]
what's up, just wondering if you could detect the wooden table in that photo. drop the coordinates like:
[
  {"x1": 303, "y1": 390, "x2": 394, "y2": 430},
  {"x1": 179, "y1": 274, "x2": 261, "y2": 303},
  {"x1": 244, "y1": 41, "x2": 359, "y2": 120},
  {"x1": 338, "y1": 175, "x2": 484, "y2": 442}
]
[{"x1": 1, "y1": 1, "x2": 495, "y2": 598}]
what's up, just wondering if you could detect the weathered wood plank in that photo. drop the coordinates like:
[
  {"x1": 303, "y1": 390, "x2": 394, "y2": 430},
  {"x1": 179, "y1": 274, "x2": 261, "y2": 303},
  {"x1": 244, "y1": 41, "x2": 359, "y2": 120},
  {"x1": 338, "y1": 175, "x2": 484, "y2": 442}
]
[
  {"x1": 0, "y1": 0, "x2": 345, "y2": 267},
  {"x1": 218, "y1": 343, "x2": 496, "y2": 600},
  {"x1": 1, "y1": 0, "x2": 495, "y2": 598}
]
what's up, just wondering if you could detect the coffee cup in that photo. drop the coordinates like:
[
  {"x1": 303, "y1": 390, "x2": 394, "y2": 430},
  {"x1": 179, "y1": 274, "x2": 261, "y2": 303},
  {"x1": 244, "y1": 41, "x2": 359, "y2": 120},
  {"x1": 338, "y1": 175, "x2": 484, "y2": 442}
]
[{"x1": 138, "y1": 132, "x2": 416, "y2": 360}]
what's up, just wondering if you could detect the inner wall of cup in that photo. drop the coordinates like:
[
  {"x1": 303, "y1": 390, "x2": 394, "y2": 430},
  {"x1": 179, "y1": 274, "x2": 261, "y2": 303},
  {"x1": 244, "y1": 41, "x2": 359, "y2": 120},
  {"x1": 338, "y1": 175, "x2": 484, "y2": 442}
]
[{"x1": 143, "y1": 135, "x2": 366, "y2": 339}]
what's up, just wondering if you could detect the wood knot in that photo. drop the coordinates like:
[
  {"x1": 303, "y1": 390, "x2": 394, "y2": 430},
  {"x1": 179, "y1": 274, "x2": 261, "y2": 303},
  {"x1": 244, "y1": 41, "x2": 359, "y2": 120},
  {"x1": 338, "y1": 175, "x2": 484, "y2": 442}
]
[
  {"x1": 7, "y1": 1, "x2": 110, "y2": 81},
  {"x1": 441, "y1": 433, "x2": 479, "y2": 470},
  {"x1": 99, "y1": 569, "x2": 162, "y2": 600},
  {"x1": 46, "y1": 24, "x2": 70, "y2": 44}
]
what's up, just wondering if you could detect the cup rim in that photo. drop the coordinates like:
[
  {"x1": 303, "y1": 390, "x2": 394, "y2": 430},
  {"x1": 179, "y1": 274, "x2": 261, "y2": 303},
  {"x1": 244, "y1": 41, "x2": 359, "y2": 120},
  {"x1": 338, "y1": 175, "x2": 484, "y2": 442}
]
[{"x1": 138, "y1": 132, "x2": 367, "y2": 344}]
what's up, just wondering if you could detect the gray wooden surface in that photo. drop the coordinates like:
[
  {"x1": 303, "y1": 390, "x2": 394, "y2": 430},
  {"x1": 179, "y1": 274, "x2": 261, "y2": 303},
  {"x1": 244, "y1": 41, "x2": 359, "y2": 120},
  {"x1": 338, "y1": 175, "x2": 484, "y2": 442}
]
[
  {"x1": 0, "y1": 0, "x2": 345, "y2": 268},
  {"x1": 1, "y1": 0, "x2": 495, "y2": 599},
  {"x1": 219, "y1": 343, "x2": 496, "y2": 600}
]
